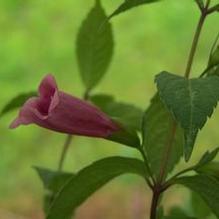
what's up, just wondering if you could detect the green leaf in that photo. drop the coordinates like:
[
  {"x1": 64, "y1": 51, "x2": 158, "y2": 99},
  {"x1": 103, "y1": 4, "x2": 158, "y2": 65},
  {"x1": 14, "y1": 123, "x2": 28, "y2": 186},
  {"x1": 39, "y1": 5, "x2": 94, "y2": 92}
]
[
  {"x1": 90, "y1": 94, "x2": 144, "y2": 131},
  {"x1": 208, "y1": 46, "x2": 219, "y2": 70},
  {"x1": 203, "y1": 34, "x2": 219, "y2": 77},
  {"x1": 195, "y1": 148, "x2": 219, "y2": 168},
  {"x1": 157, "y1": 207, "x2": 164, "y2": 219},
  {"x1": 0, "y1": 91, "x2": 37, "y2": 117},
  {"x1": 107, "y1": 126, "x2": 141, "y2": 148},
  {"x1": 35, "y1": 167, "x2": 74, "y2": 193},
  {"x1": 142, "y1": 95, "x2": 184, "y2": 180},
  {"x1": 195, "y1": 0, "x2": 204, "y2": 9},
  {"x1": 76, "y1": 0, "x2": 114, "y2": 90},
  {"x1": 196, "y1": 162, "x2": 219, "y2": 179},
  {"x1": 109, "y1": 0, "x2": 161, "y2": 19},
  {"x1": 35, "y1": 167, "x2": 74, "y2": 215},
  {"x1": 46, "y1": 156, "x2": 147, "y2": 219},
  {"x1": 211, "y1": 4, "x2": 219, "y2": 13},
  {"x1": 191, "y1": 192, "x2": 212, "y2": 218},
  {"x1": 164, "y1": 206, "x2": 197, "y2": 219},
  {"x1": 164, "y1": 215, "x2": 196, "y2": 219},
  {"x1": 155, "y1": 72, "x2": 219, "y2": 161},
  {"x1": 90, "y1": 94, "x2": 142, "y2": 148},
  {"x1": 176, "y1": 174, "x2": 219, "y2": 218}
]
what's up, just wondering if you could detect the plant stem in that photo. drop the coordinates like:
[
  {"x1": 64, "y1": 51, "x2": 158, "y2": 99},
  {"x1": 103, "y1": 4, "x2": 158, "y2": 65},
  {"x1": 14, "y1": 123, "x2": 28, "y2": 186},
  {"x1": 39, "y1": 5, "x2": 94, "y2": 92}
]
[
  {"x1": 150, "y1": 187, "x2": 161, "y2": 219},
  {"x1": 58, "y1": 135, "x2": 73, "y2": 171},
  {"x1": 162, "y1": 166, "x2": 195, "y2": 191},
  {"x1": 207, "y1": 4, "x2": 219, "y2": 14},
  {"x1": 148, "y1": 5, "x2": 209, "y2": 219},
  {"x1": 184, "y1": 12, "x2": 207, "y2": 78}
]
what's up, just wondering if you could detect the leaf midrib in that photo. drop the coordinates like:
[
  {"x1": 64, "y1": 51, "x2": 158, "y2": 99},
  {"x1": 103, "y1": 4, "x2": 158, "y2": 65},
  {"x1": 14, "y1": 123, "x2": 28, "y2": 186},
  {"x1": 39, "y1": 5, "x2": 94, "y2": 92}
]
[{"x1": 157, "y1": 120, "x2": 177, "y2": 183}]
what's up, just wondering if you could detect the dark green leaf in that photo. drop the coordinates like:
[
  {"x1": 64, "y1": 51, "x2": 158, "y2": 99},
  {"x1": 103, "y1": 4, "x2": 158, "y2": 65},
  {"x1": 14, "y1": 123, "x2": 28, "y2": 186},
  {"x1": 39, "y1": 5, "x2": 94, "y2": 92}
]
[
  {"x1": 155, "y1": 72, "x2": 219, "y2": 161},
  {"x1": 142, "y1": 95, "x2": 184, "y2": 180},
  {"x1": 35, "y1": 167, "x2": 74, "y2": 215},
  {"x1": 164, "y1": 215, "x2": 196, "y2": 219},
  {"x1": 208, "y1": 46, "x2": 219, "y2": 70},
  {"x1": 109, "y1": 0, "x2": 161, "y2": 19},
  {"x1": 90, "y1": 94, "x2": 143, "y2": 148},
  {"x1": 191, "y1": 192, "x2": 212, "y2": 218},
  {"x1": 176, "y1": 174, "x2": 219, "y2": 218},
  {"x1": 164, "y1": 206, "x2": 196, "y2": 219},
  {"x1": 35, "y1": 167, "x2": 74, "y2": 193},
  {"x1": 210, "y1": 4, "x2": 219, "y2": 13},
  {"x1": 76, "y1": 0, "x2": 113, "y2": 90},
  {"x1": 1, "y1": 91, "x2": 37, "y2": 117},
  {"x1": 90, "y1": 94, "x2": 144, "y2": 131},
  {"x1": 46, "y1": 156, "x2": 147, "y2": 219},
  {"x1": 157, "y1": 206, "x2": 164, "y2": 219},
  {"x1": 195, "y1": 0, "x2": 204, "y2": 9},
  {"x1": 196, "y1": 162, "x2": 219, "y2": 179},
  {"x1": 205, "y1": 41, "x2": 219, "y2": 76},
  {"x1": 203, "y1": 34, "x2": 219, "y2": 76},
  {"x1": 107, "y1": 125, "x2": 141, "y2": 148},
  {"x1": 195, "y1": 148, "x2": 219, "y2": 168}
]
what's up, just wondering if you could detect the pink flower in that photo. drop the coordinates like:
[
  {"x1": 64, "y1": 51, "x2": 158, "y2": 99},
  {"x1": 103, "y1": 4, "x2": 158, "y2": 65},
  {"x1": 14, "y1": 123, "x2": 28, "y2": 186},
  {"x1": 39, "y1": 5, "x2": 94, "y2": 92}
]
[{"x1": 10, "y1": 74, "x2": 120, "y2": 138}]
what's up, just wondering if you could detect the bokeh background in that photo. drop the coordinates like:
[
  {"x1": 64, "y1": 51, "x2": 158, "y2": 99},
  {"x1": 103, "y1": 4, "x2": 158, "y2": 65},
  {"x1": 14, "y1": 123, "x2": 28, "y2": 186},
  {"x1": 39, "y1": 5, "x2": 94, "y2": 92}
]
[{"x1": 1, "y1": 0, "x2": 219, "y2": 218}]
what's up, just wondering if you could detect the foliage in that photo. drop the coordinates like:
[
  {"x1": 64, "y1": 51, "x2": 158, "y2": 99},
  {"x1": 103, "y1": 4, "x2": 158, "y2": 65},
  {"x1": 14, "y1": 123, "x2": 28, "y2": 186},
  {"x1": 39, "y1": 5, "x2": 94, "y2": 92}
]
[
  {"x1": 142, "y1": 94, "x2": 184, "y2": 181},
  {"x1": 109, "y1": 0, "x2": 161, "y2": 19},
  {"x1": 0, "y1": 91, "x2": 37, "y2": 117},
  {"x1": 155, "y1": 72, "x2": 219, "y2": 160},
  {"x1": 46, "y1": 157, "x2": 147, "y2": 219},
  {"x1": 176, "y1": 175, "x2": 219, "y2": 218},
  {"x1": 2, "y1": 0, "x2": 219, "y2": 219},
  {"x1": 76, "y1": 0, "x2": 113, "y2": 91}
]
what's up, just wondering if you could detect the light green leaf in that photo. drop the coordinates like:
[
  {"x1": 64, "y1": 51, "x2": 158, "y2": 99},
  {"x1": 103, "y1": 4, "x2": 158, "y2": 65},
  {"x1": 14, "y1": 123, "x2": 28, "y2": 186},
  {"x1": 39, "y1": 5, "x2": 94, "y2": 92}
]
[
  {"x1": 90, "y1": 94, "x2": 144, "y2": 131},
  {"x1": 176, "y1": 174, "x2": 219, "y2": 218},
  {"x1": 155, "y1": 72, "x2": 219, "y2": 161},
  {"x1": 109, "y1": 0, "x2": 161, "y2": 19},
  {"x1": 142, "y1": 95, "x2": 184, "y2": 180},
  {"x1": 1, "y1": 91, "x2": 37, "y2": 117},
  {"x1": 76, "y1": 0, "x2": 113, "y2": 90},
  {"x1": 46, "y1": 156, "x2": 147, "y2": 219}
]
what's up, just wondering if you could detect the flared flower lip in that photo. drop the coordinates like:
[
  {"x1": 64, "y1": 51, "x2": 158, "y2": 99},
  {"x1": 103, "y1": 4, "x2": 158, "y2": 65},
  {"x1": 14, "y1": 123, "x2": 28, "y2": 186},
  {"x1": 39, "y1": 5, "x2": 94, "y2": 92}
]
[{"x1": 10, "y1": 74, "x2": 60, "y2": 128}]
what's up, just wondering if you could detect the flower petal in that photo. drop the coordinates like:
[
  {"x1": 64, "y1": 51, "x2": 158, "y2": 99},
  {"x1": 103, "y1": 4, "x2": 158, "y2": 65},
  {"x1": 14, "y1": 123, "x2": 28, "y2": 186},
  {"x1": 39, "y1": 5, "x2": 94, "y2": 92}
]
[
  {"x1": 38, "y1": 74, "x2": 58, "y2": 99},
  {"x1": 9, "y1": 97, "x2": 40, "y2": 128}
]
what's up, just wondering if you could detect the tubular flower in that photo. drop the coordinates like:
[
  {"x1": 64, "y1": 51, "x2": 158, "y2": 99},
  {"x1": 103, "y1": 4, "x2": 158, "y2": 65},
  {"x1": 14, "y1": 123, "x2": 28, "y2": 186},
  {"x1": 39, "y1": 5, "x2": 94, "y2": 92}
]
[{"x1": 10, "y1": 74, "x2": 120, "y2": 138}]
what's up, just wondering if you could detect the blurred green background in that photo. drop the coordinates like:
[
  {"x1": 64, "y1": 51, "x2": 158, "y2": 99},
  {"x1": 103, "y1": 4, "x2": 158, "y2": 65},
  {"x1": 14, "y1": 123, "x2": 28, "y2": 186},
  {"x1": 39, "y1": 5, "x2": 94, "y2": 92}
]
[{"x1": 1, "y1": 0, "x2": 219, "y2": 218}]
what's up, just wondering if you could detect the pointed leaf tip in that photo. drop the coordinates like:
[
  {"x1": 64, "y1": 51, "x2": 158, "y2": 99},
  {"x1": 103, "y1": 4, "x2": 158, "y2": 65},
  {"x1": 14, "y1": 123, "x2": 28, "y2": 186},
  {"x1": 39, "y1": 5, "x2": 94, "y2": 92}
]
[
  {"x1": 156, "y1": 71, "x2": 219, "y2": 161},
  {"x1": 109, "y1": 0, "x2": 161, "y2": 19}
]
